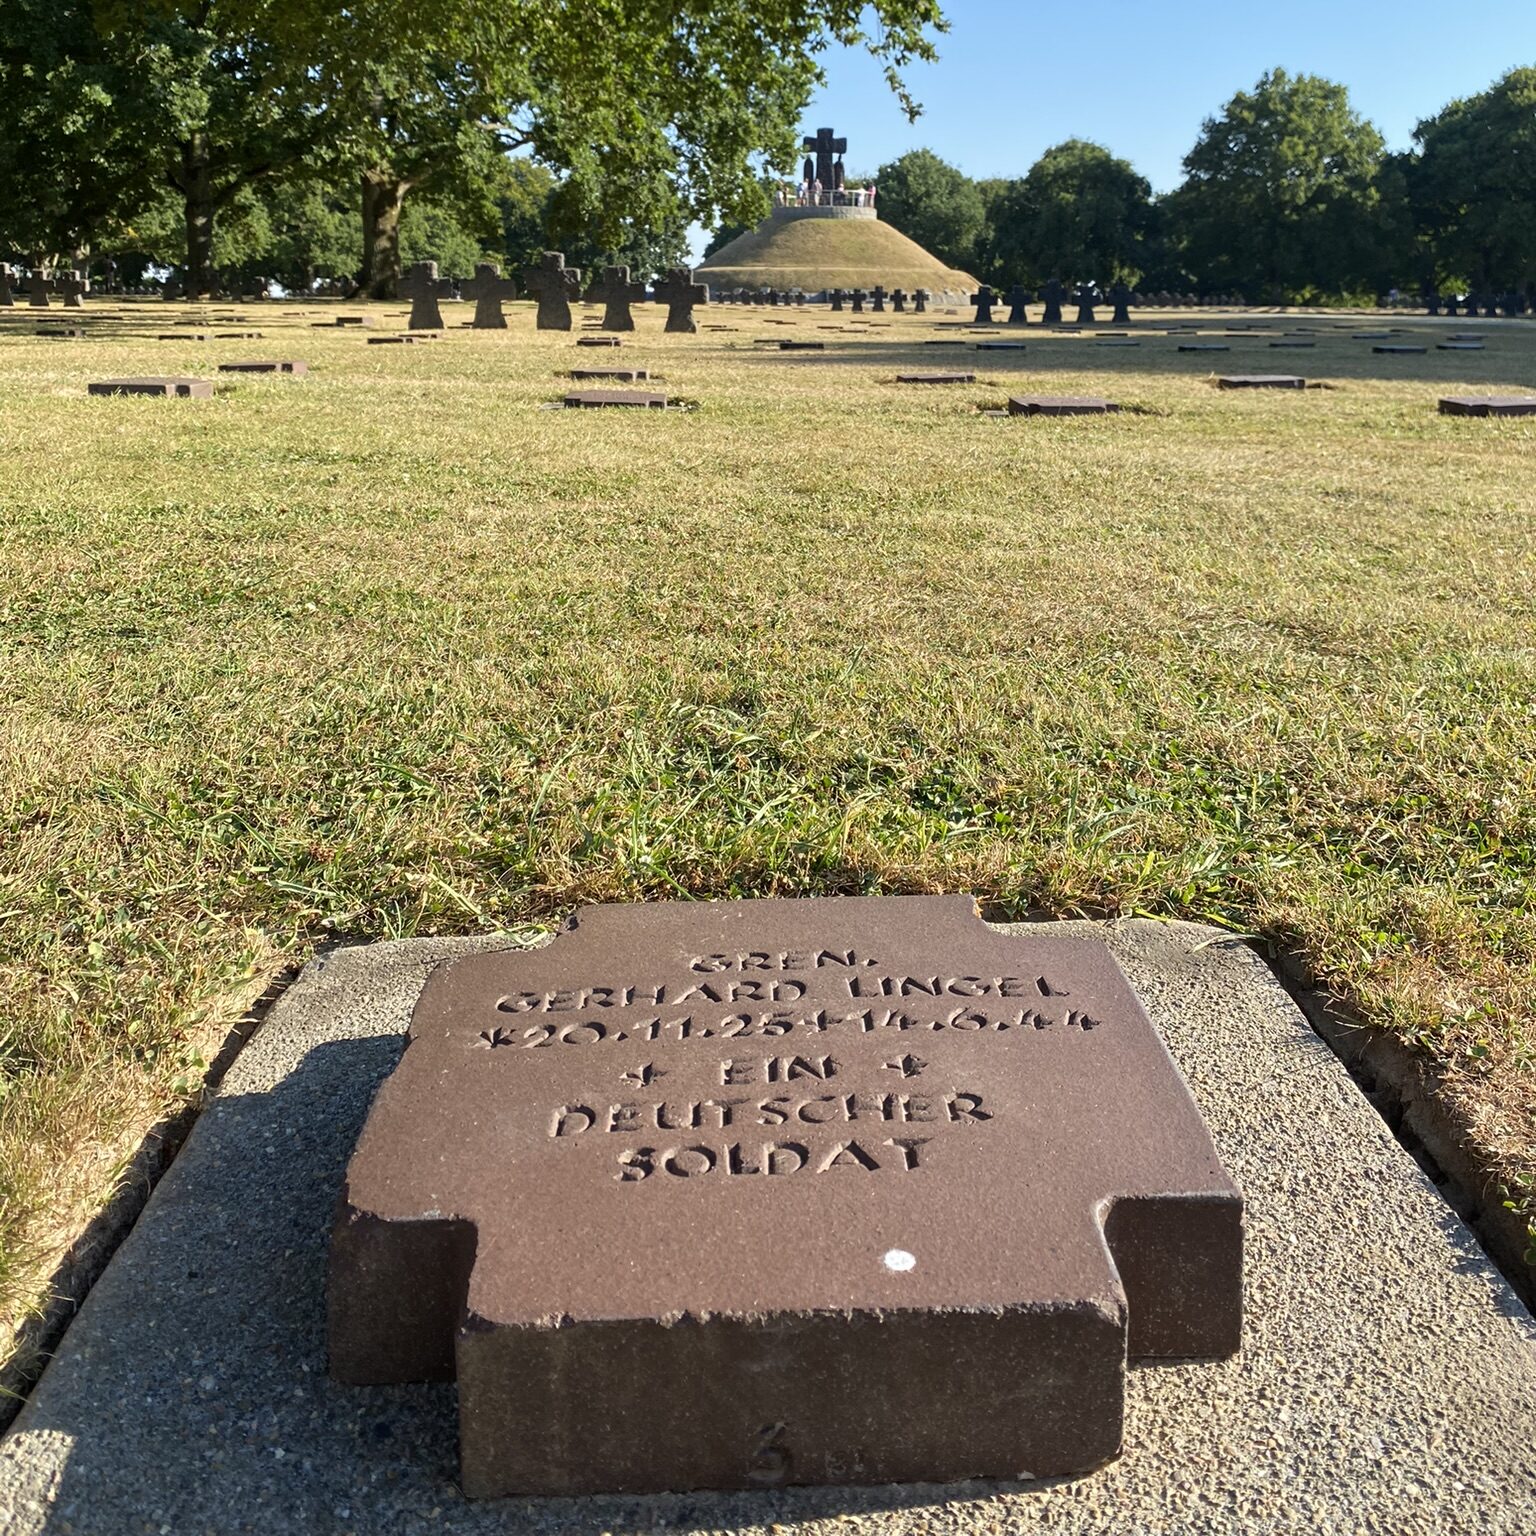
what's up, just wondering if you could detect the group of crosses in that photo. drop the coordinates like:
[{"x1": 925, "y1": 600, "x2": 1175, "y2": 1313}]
[
  {"x1": 399, "y1": 254, "x2": 706, "y2": 333},
  {"x1": 0, "y1": 264, "x2": 89, "y2": 308},
  {"x1": 964, "y1": 280, "x2": 1136, "y2": 326}
]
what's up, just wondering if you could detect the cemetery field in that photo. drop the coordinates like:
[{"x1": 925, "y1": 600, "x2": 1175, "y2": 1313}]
[{"x1": 1, "y1": 299, "x2": 1534, "y2": 1376}]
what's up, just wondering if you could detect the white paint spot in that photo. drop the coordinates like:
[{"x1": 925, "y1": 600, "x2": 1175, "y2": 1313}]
[{"x1": 883, "y1": 1248, "x2": 916, "y2": 1273}]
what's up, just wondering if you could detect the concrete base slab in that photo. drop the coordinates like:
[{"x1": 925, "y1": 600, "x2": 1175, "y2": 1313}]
[{"x1": 2, "y1": 919, "x2": 1533, "y2": 1535}]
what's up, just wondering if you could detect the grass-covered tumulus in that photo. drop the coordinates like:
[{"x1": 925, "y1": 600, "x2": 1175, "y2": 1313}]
[{"x1": 1, "y1": 297, "x2": 1534, "y2": 1384}]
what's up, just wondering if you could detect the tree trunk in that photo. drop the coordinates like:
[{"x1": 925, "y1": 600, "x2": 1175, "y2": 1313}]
[
  {"x1": 181, "y1": 134, "x2": 216, "y2": 297},
  {"x1": 361, "y1": 171, "x2": 409, "y2": 298}
]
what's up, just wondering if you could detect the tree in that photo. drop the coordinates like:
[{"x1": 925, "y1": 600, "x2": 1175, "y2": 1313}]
[
  {"x1": 872, "y1": 149, "x2": 983, "y2": 272},
  {"x1": 1412, "y1": 67, "x2": 1536, "y2": 294},
  {"x1": 1165, "y1": 68, "x2": 1390, "y2": 300},
  {"x1": 0, "y1": 0, "x2": 164, "y2": 262},
  {"x1": 309, "y1": 0, "x2": 947, "y2": 295},
  {"x1": 989, "y1": 140, "x2": 1154, "y2": 287}
]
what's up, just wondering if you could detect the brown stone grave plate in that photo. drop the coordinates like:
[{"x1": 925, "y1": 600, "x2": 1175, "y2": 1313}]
[
  {"x1": 1437, "y1": 342, "x2": 1485, "y2": 351},
  {"x1": 1007, "y1": 396, "x2": 1119, "y2": 416},
  {"x1": 366, "y1": 335, "x2": 435, "y2": 345},
  {"x1": 562, "y1": 389, "x2": 668, "y2": 408},
  {"x1": 1179, "y1": 344, "x2": 1230, "y2": 352},
  {"x1": 976, "y1": 341, "x2": 1026, "y2": 350},
  {"x1": 896, "y1": 372, "x2": 976, "y2": 384},
  {"x1": 576, "y1": 336, "x2": 622, "y2": 348},
  {"x1": 330, "y1": 896, "x2": 1242, "y2": 1499},
  {"x1": 1373, "y1": 345, "x2": 1427, "y2": 354},
  {"x1": 1216, "y1": 375, "x2": 1305, "y2": 389},
  {"x1": 88, "y1": 377, "x2": 213, "y2": 398},
  {"x1": 923, "y1": 339, "x2": 967, "y2": 346},
  {"x1": 779, "y1": 341, "x2": 825, "y2": 350},
  {"x1": 36, "y1": 327, "x2": 86, "y2": 338},
  {"x1": 1268, "y1": 341, "x2": 1315, "y2": 348},
  {"x1": 157, "y1": 333, "x2": 208, "y2": 340},
  {"x1": 569, "y1": 367, "x2": 649, "y2": 381},
  {"x1": 218, "y1": 360, "x2": 308, "y2": 374},
  {"x1": 1439, "y1": 396, "x2": 1536, "y2": 417},
  {"x1": 1351, "y1": 331, "x2": 1392, "y2": 340}
]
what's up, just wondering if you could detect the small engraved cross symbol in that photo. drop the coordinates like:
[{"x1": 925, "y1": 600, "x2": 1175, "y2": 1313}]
[
  {"x1": 623, "y1": 1063, "x2": 665, "y2": 1087},
  {"x1": 883, "y1": 1054, "x2": 927, "y2": 1078},
  {"x1": 474, "y1": 1027, "x2": 516, "y2": 1049}
]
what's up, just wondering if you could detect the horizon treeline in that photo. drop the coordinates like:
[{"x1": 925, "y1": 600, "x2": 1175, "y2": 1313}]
[
  {"x1": 856, "y1": 66, "x2": 1536, "y2": 303},
  {"x1": 0, "y1": 0, "x2": 1530, "y2": 306}
]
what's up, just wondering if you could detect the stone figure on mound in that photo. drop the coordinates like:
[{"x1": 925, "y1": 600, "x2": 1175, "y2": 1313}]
[
  {"x1": 587, "y1": 265, "x2": 646, "y2": 331},
  {"x1": 653, "y1": 268, "x2": 706, "y2": 333},
  {"x1": 522, "y1": 252, "x2": 583, "y2": 330},
  {"x1": 464, "y1": 262, "x2": 518, "y2": 328},
  {"x1": 401, "y1": 261, "x2": 453, "y2": 329}
]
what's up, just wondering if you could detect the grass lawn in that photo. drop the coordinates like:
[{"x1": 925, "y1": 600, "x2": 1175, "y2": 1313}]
[{"x1": 2, "y1": 297, "x2": 1534, "y2": 1382}]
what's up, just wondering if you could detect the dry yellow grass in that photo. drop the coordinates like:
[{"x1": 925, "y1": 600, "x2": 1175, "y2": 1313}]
[{"x1": 1, "y1": 296, "x2": 1534, "y2": 1386}]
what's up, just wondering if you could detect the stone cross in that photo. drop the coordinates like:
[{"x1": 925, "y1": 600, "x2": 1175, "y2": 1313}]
[
  {"x1": 463, "y1": 262, "x2": 518, "y2": 328},
  {"x1": 23, "y1": 268, "x2": 56, "y2": 308},
  {"x1": 829, "y1": 288, "x2": 846, "y2": 311},
  {"x1": 1109, "y1": 282, "x2": 1132, "y2": 325},
  {"x1": 1444, "y1": 292, "x2": 1459, "y2": 316},
  {"x1": 891, "y1": 288, "x2": 907, "y2": 313},
  {"x1": 653, "y1": 267, "x2": 706, "y2": 333},
  {"x1": 1041, "y1": 278, "x2": 1065, "y2": 325},
  {"x1": 767, "y1": 288, "x2": 780, "y2": 306},
  {"x1": 913, "y1": 289, "x2": 930, "y2": 313},
  {"x1": 794, "y1": 291, "x2": 806, "y2": 306},
  {"x1": 1074, "y1": 284, "x2": 1097, "y2": 325},
  {"x1": 588, "y1": 265, "x2": 646, "y2": 331},
  {"x1": 850, "y1": 288, "x2": 867, "y2": 313},
  {"x1": 1425, "y1": 290, "x2": 1442, "y2": 316},
  {"x1": 1004, "y1": 285, "x2": 1031, "y2": 324},
  {"x1": 0, "y1": 264, "x2": 15, "y2": 307},
  {"x1": 58, "y1": 268, "x2": 90, "y2": 309},
  {"x1": 401, "y1": 261, "x2": 453, "y2": 329},
  {"x1": 871, "y1": 285, "x2": 888, "y2": 312},
  {"x1": 970, "y1": 285, "x2": 998, "y2": 324},
  {"x1": 522, "y1": 252, "x2": 583, "y2": 330},
  {"x1": 802, "y1": 125, "x2": 847, "y2": 189}
]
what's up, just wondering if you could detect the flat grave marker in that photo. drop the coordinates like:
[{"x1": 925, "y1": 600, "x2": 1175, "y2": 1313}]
[
  {"x1": 779, "y1": 340, "x2": 824, "y2": 350},
  {"x1": 1217, "y1": 375, "x2": 1306, "y2": 390},
  {"x1": 896, "y1": 372, "x2": 976, "y2": 384},
  {"x1": 1373, "y1": 345, "x2": 1427, "y2": 355},
  {"x1": 576, "y1": 336, "x2": 622, "y2": 348},
  {"x1": 563, "y1": 389, "x2": 669, "y2": 408},
  {"x1": 88, "y1": 376, "x2": 213, "y2": 398},
  {"x1": 1007, "y1": 396, "x2": 1119, "y2": 416},
  {"x1": 217, "y1": 360, "x2": 308, "y2": 374},
  {"x1": 1439, "y1": 396, "x2": 1536, "y2": 417},
  {"x1": 569, "y1": 367, "x2": 650, "y2": 381},
  {"x1": 1179, "y1": 343, "x2": 1230, "y2": 352},
  {"x1": 1437, "y1": 342, "x2": 1485, "y2": 351},
  {"x1": 330, "y1": 896, "x2": 1242, "y2": 1498}
]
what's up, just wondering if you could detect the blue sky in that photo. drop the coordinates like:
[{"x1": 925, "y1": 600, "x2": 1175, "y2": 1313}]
[{"x1": 800, "y1": 0, "x2": 1534, "y2": 192}]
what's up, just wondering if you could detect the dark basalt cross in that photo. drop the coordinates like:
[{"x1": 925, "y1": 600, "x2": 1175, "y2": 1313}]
[
  {"x1": 850, "y1": 288, "x2": 867, "y2": 313},
  {"x1": 1109, "y1": 282, "x2": 1132, "y2": 325},
  {"x1": 522, "y1": 251, "x2": 583, "y2": 330},
  {"x1": 802, "y1": 125, "x2": 847, "y2": 189},
  {"x1": 463, "y1": 262, "x2": 518, "y2": 329},
  {"x1": 0, "y1": 264, "x2": 15, "y2": 307},
  {"x1": 58, "y1": 268, "x2": 89, "y2": 308},
  {"x1": 22, "y1": 269, "x2": 56, "y2": 308},
  {"x1": 587, "y1": 265, "x2": 647, "y2": 332},
  {"x1": 829, "y1": 288, "x2": 846, "y2": 312},
  {"x1": 1041, "y1": 278, "x2": 1066, "y2": 325},
  {"x1": 653, "y1": 267, "x2": 706, "y2": 334},
  {"x1": 970, "y1": 285, "x2": 998, "y2": 324},
  {"x1": 870, "y1": 285, "x2": 888, "y2": 313},
  {"x1": 890, "y1": 289, "x2": 907, "y2": 312},
  {"x1": 401, "y1": 261, "x2": 453, "y2": 330},
  {"x1": 330, "y1": 895, "x2": 1242, "y2": 1499},
  {"x1": 1075, "y1": 283, "x2": 1097, "y2": 325},
  {"x1": 1004, "y1": 285, "x2": 1031, "y2": 325},
  {"x1": 913, "y1": 288, "x2": 930, "y2": 313}
]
